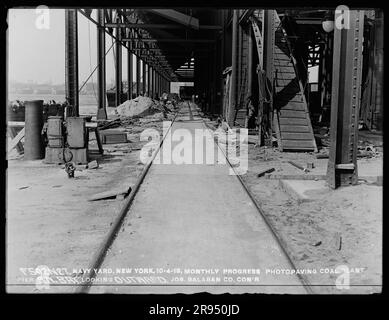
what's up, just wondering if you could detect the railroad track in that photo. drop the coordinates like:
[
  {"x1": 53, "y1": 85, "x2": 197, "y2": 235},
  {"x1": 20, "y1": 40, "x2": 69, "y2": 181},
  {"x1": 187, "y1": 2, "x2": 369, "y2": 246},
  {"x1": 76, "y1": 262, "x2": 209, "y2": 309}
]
[
  {"x1": 76, "y1": 101, "x2": 313, "y2": 294},
  {"x1": 74, "y1": 102, "x2": 182, "y2": 293},
  {"x1": 198, "y1": 104, "x2": 314, "y2": 294}
]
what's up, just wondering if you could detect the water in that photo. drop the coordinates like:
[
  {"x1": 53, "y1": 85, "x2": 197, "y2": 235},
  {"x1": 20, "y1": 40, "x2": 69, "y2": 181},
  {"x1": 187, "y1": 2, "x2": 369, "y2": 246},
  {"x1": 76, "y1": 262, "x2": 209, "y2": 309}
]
[{"x1": 7, "y1": 93, "x2": 99, "y2": 115}]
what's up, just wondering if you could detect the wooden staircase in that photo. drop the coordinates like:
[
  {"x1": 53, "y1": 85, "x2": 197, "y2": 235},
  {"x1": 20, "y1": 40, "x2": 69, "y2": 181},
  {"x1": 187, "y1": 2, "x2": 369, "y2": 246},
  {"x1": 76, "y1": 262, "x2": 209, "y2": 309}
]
[{"x1": 273, "y1": 13, "x2": 317, "y2": 152}]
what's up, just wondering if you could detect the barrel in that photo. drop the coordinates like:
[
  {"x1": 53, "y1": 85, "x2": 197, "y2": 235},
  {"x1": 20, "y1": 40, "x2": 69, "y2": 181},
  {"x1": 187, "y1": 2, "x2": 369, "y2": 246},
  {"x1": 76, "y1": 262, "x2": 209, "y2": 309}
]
[{"x1": 24, "y1": 100, "x2": 44, "y2": 160}]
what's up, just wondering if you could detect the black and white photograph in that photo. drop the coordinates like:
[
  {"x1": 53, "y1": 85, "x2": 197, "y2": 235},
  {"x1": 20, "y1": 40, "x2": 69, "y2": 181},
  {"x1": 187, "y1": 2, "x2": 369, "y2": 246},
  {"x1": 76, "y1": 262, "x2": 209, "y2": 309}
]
[{"x1": 4, "y1": 4, "x2": 383, "y2": 299}]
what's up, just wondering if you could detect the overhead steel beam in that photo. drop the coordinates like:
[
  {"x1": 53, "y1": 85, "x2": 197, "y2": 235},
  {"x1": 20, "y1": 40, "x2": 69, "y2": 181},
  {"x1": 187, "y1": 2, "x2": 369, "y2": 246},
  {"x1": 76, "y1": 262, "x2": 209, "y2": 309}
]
[
  {"x1": 96, "y1": 9, "x2": 107, "y2": 120},
  {"x1": 148, "y1": 9, "x2": 199, "y2": 30},
  {"x1": 122, "y1": 38, "x2": 215, "y2": 43},
  {"x1": 65, "y1": 9, "x2": 79, "y2": 116},
  {"x1": 105, "y1": 23, "x2": 221, "y2": 30},
  {"x1": 326, "y1": 10, "x2": 364, "y2": 189},
  {"x1": 78, "y1": 9, "x2": 174, "y2": 79}
]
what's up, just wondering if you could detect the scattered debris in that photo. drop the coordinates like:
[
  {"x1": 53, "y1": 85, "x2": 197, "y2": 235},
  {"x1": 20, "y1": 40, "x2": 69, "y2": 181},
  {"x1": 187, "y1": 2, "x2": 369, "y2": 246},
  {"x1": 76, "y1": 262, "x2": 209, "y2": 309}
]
[
  {"x1": 257, "y1": 167, "x2": 275, "y2": 178},
  {"x1": 312, "y1": 240, "x2": 322, "y2": 247},
  {"x1": 65, "y1": 162, "x2": 76, "y2": 178},
  {"x1": 287, "y1": 160, "x2": 310, "y2": 173},
  {"x1": 306, "y1": 162, "x2": 315, "y2": 169},
  {"x1": 248, "y1": 136, "x2": 259, "y2": 145},
  {"x1": 87, "y1": 160, "x2": 99, "y2": 169},
  {"x1": 88, "y1": 185, "x2": 132, "y2": 201},
  {"x1": 116, "y1": 194, "x2": 125, "y2": 200},
  {"x1": 100, "y1": 130, "x2": 127, "y2": 144},
  {"x1": 265, "y1": 174, "x2": 326, "y2": 180}
]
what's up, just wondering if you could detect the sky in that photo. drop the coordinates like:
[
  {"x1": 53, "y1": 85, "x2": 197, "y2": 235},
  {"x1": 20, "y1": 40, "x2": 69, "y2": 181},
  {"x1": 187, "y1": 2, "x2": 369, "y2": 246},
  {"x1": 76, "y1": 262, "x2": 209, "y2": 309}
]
[{"x1": 7, "y1": 8, "x2": 134, "y2": 85}]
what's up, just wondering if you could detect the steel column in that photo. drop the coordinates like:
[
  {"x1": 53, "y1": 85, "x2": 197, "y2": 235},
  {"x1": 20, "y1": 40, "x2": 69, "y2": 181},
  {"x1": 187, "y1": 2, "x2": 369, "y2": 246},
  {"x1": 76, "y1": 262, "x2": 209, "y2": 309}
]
[
  {"x1": 263, "y1": 10, "x2": 275, "y2": 143},
  {"x1": 115, "y1": 17, "x2": 122, "y2": 106},
  {"x1": 157, "y1": 73, "x2": 160, "y2": 98},
  {"x1": 153, "y1": 68, "x2": 156, "y2": 98},
  {"x1": 326, "y1": 10, "x2": 364, "y2": 189},
  {"x1": 142, "y1": 60, "x2": 147, "y2": 95},
  {"x1": 157, "y1": 72, "x2": 161, "y2": 98},
  {"x1": 65, "y1": 9, "x2": 79, "y2": 116},
  {"x1": 373, "y1": 10, "x2": 383, "y2": 130},
  {"x1": 136, "y1": 55, "x2": 141, "y2": 96},
  {"x1": 247, "y1": 26, "x2": 253, "y2": 99},
  {"x1": 151, "y1": 68, "x2": 154, "y2": 98},
  {"x1": 228, "y1": 10, "x2": 238, "y2": 127},
  {"x1": 147, "y1": 64, "x2": 151, "y2": 97},
  {"x1": 127, "y1": 52, "x2": 133, "y2": 100},
  {"x1": 96, "y1": 9, "x2": 107, "y2": 120}
]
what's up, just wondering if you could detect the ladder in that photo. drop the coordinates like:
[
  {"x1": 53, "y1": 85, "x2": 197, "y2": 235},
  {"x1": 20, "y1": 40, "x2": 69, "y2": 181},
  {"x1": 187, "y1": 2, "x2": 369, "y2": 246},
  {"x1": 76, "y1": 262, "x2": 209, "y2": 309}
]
[
  {"x1": 250, "y1": 10, "x2": 317, "y2": 152},
  {"x1": 273, "y1": 12, "x2": 317, "y2": 152}
]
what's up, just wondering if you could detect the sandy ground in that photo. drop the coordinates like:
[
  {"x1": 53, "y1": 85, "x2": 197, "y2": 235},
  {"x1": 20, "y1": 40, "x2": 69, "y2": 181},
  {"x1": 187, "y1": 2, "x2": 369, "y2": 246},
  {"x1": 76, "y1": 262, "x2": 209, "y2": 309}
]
[
  {"x1": 6, "y1": 109, "x2": 173, "y2": 293},
  {"x1": 240, "y1": 143, "x2": 382, "y2": 294},
  {"x1": 6, "y1": 103, "x2": 382, "y2": 295}
]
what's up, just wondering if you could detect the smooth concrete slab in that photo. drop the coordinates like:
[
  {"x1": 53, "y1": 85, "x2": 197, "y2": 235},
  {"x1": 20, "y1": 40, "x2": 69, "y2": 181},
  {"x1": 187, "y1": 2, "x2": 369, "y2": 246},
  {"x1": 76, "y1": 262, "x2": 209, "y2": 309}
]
[
  {"x1": 279, "y1": 179, "x2": 330, "y2": 202},
  {"x1": 89, "y1": 103, "x2": 307, "y2": 294}
]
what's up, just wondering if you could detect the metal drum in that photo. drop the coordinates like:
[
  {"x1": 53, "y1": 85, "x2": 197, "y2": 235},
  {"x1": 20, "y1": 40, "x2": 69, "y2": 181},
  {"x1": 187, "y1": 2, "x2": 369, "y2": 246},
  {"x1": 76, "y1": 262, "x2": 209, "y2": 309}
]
[{"x1": 24, "y1": 100, "x2": 44, "y2": 160}]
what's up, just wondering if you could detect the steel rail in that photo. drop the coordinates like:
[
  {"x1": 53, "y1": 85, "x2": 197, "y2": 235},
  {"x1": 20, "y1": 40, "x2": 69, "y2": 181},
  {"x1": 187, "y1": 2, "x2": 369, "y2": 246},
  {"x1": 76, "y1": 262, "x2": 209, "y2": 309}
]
[
  {"x1": 198, "y1": 105, "x2": 314, "y2": 294},
  {"x1": 75, "y1": 104, "x2": 181, "y2": 293}
]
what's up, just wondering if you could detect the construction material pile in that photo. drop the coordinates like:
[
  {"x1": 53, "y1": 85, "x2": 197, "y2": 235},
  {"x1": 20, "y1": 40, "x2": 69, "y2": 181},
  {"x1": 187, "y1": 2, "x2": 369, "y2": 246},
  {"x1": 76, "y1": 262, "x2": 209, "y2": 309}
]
[
  {"x1": 99, "y1": 95, "x2": 175, "y2": 130},
  {"x1": 116, "y1": 96, "x2": 159, "y2": 118}
]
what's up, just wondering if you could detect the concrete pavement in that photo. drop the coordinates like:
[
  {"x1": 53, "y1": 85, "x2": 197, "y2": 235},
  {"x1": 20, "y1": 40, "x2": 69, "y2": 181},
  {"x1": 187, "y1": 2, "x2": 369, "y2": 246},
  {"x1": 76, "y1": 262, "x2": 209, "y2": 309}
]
[{"x1": 89, "y1": 102, "x2": 307, "y2": 294}]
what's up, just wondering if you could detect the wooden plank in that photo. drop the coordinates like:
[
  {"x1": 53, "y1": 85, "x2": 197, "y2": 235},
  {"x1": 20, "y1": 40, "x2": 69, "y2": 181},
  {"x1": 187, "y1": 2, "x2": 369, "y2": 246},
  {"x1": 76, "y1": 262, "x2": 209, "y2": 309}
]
[
  {"x1": 8, "y1": 121, "x2": 25, "y2": 127},
  {"x1": 265, "y1": 174, "x2": 326, "y2": 180},
  {"x1": 275, "y1": 77, "x2": 296, "y2": 85},
  {"x1": 274, "y1": 55, "x2": 292, "y2": 62},
  {"x1": 335, "y1": 163, "x2": 355, "y2": 170},
  {"x1": 279, "y1": 117, "x2": 308, "y2": 125},
  {"x1": 275, "y1": 73, "x2": 296, "y2": 80},
  {"x1": 88, "y1": 185, "x2": 132, "y2": 201},
  {"x1": 280, "y1": 125, "x2": 310, "y2": 132},
  {"x1": 274, "y1": 68, "x2": 296, "y2": 74},
  {"x1": 274, "y1": 60, "x2": 294, "y2": 67},
  {"x1": 281, "y1": 132, "x2": 314, "y2": 140},
  {"x1": 257, "y1": 167, "x2": 275, "y2": 177},
  {"x1": 276, "y1": 96, "x2": 305, "y2": 103},
  {"x1": 8, "y1": 127, "x2": 24, "y2": 153},
  {"x1": 281, "y1": 139, "x2": 315, "y2": 149},
  {"x1": 279, "y1": 110, "x2": 307, "y2": 118},
  {"x1": 273, "y1": 111, "x2": 282, "y2": 150},
  {"x1": 8, "y1": 127, "x2": 25, "y2": 153},
  {"x1": 85, "y1": 122, "x2": 98, "y2": 128},
  {"x1": 277, "y1": 103, "x2": 306, "y2": 111}
]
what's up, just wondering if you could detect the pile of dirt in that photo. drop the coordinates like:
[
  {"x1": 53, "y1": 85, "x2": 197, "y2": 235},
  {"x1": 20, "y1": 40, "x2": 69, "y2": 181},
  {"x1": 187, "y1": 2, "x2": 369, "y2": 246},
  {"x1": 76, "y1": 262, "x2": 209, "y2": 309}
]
[{"x1": 116, "y1": 96, "x2": 157, "y2": 118}]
